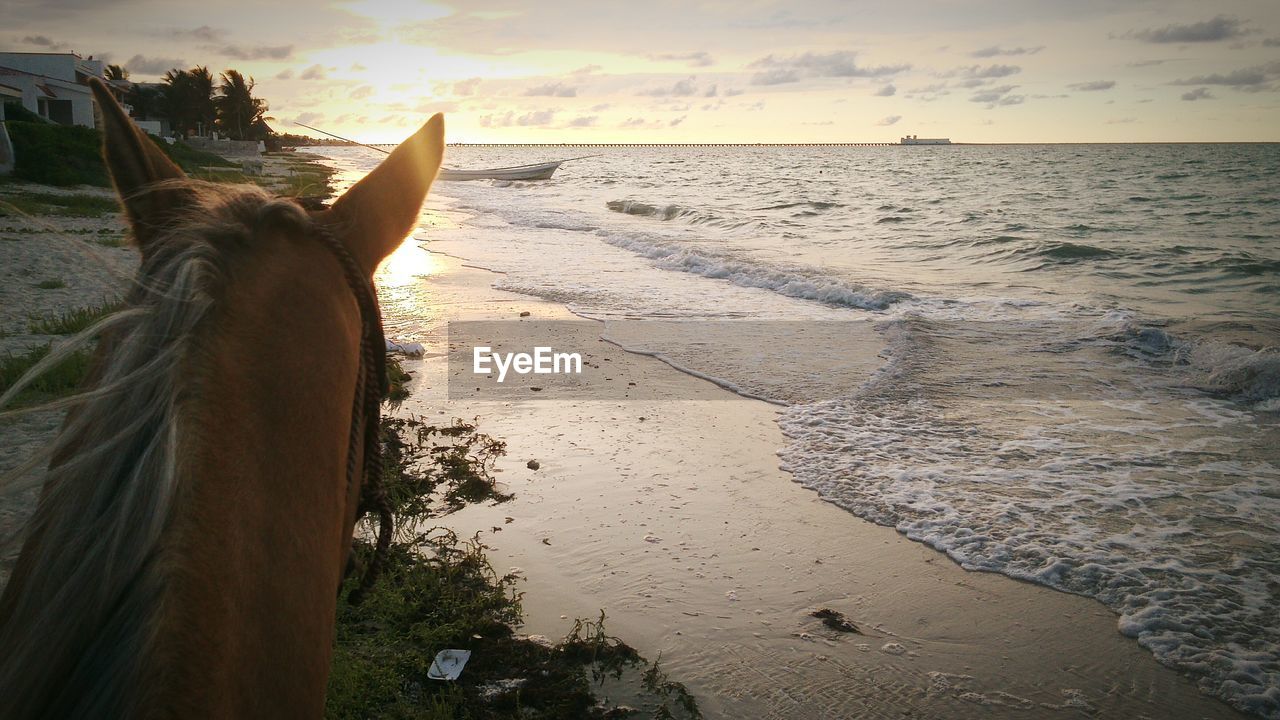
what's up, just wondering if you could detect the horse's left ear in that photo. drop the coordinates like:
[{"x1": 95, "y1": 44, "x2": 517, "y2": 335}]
[
  {"x1": 322, "y1": 114, "x2": 444, "y2": 275},
  {"x1": 88, "y1": 78, "x2": 194, "y2": 255}
]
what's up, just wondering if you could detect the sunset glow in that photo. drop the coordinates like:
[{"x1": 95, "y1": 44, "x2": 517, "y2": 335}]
[{"x1": 6, "y1": 0, "x2": 1279, "y2": 143}]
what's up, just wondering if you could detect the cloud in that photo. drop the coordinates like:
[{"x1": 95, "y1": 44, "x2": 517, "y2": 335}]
[
  {"x1": 620, "y1": 117, "x2": 650, "y2": 128},
  {"x1": 1068, "y1": 80, "x2": 1116, "y2": 91},
  {"x1": 957, "y1": 64, "x2": 1022, "y2": 79},
  {"x1": 749, "y1": 68, "x2": 799, "y2": 85},
  {"x1": 351, "y1": 85, "x2": 374, "y2": 99},
  {"x1": 275, "y1": 69, "x2": 294, "y2": 80},
  {"x1": 1170, "y1": 62, "x2": 1280, "y2": 91},
  {"x1": 1106, "y1": 117, "x2": 1136, "y2": 124},
  {"x1": 1181, "y1": 87, "x2": 1214, "y2": 101},
  {"x1": 300, "y1": 64, "x2": 327, "y2": 80},
  {"x1": 876, "y1": 115, "x2": 902, "y2": 126},
  {"x1": 669, "y1": 115, "x2": 687, "y2": 127},
  {"x1": 524, "y1": 81, "x2": 577, "y2": 97},
  {"x1": 125, "y1": 54, "x2": 185, "y2": 75},
  {"x1": 875, "y1": 84, "x2": 896, "y2": 96},
  {"x1": 724, "y1": 88, "x2": 744, "y2": 97},
  {"x1": 453, "y1": 77, "x2": 481, "y2": 96},
  {"x1": 19, "y1": 34, "x2": 70, "y2": 51},
  {"x1": 571, "y1": 64, "x2": 602, "y2": 75},
  {"x1": 1131, "y1": 15, "x2": 1249, "y2": 43},
  {"x1": 169, "y1": 25, "x2": 225, "y2": 42},
  {"x1": 566, "y1": 115, "x2": 597, "y2": 127},
  {"x1": 295, "y1": 111, "x2": 324, "y2": 125},
  {"x1": 970, "y1": 85, "x2": 1024, "y2": 107},
  {"x1": 480, "y1": 109, "x2": 558, "y2": 127},
  {"x1": 589, "y1": 103, "x2": 611, "y2": 111},
  {"x1": 638, "y1": 76, "x2": 699, "y2": 96},
  {"x1": 1265, "y1": 38, "x2": 1280, "y2": 47},
  {"x1": 749, "y1": 51, "x2": 910, "y2": 81},
  {"x1": 214, "y1": 44, "x2": 294, "y2": 61},
  {"x1": 971, "y1": 45, "x2": 1043, "y2": 57},
  {"x1": 703, "y1": 84, "x2": 718, "y2": 97},
  {"x1": 648, "y1": 51, "x2": 714, "y2": 67}
]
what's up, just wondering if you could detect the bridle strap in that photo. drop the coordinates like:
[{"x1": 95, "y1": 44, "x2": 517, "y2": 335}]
[{"x1": 311, "y1": 222, "x2": 393, "y2": 605}]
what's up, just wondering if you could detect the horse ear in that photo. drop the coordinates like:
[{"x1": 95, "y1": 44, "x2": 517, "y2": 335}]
[
  {"x1": 88, "y1": 78, "x2": 193, "y2": 254},
  {"x1": 322, "y1": 114, "x2": 444, "y2": 275}
]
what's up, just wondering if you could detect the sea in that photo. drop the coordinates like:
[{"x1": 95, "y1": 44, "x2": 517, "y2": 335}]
[{"x1": 310, "y1": 143, "x2": 1280, "y2": 718}]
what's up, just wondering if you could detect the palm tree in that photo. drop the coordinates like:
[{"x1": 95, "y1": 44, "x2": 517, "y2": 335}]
[
  {"x1": 216, "y1": 70, "x2": 269, "y2": 141},
  {"x1": 127, "y1": 84, "x2": 159, "y2": 120},
  {"x1": 161, "y1": 66, "x2": 217, "y2": 137},
  {"x1": 188, "y1": 66, "x2": 217, "y2": 137},
  {"x1": 161, "y1": 68, "x2": 193, "y2": 136},
  {"x1": 104, "y1": 64, "x2": 129, "y2": 81}
]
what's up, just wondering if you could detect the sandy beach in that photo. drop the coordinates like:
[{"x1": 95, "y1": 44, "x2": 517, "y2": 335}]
[{"x1": 380, "y1": 236, "x2": 1246, "y2": 719}]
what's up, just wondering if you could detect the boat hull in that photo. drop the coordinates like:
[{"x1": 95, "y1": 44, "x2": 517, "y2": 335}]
[{"x1": 438, "y1": 161, "x2": 562, "y2": 181}]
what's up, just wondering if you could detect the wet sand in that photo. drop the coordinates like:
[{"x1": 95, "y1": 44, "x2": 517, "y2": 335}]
[{"x1": 388, "y1": 239, "x2": 1245, "y2": 720}]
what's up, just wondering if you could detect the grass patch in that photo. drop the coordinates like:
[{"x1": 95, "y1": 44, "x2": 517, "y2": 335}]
[
  {"x1": 386, "y1": 357, "x2": 413, "y2": 406},
  {"x1": 5, "y1": 121, "x2": 109, "y2": 187},
  {"x1": 27, "y1": 299, "x2": 123, "y2": 335},
  {"x1": 34, "y1": 279, "x2": 65, "y2": 290},
  {"x1": 280, "y1": 169, "x2": 335, "y2": 198},
  {"x1": 327, "y1": 413, "x2": 701, "y2": 719},
  {"x1": 156, "y1": 139, "x2": 238, "y2": 171},
  {"x1": 6, "y1": 120, "x2": 236, "y2": 188},
  {"x1": 0, "y1": 344, "x2": 92, "y2": 407},
  {"x1": 0, "y1": 190, "x2": 120, "y2": 218}
]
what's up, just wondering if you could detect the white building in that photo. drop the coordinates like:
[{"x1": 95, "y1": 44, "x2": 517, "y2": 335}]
[{"x1": 0, "y1": 52, "x2": 106, "y2": 127}]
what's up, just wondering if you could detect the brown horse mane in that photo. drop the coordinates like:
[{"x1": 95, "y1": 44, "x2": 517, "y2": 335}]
[{"x1": 0, "y1": 181, "x2": 312, "y2": 717}]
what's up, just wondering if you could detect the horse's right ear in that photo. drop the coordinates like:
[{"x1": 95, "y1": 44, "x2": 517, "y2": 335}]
[
  {"x1": 321, "y1": 114, "x2": 444, "y2": 275},
  {"x1": 89, "y1": 78, "x2": 193, "y2": 253}
]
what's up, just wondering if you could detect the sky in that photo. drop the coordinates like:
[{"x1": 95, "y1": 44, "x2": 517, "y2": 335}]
[{"x1": 3, "y1": 0, "x2": 1279, "y2": 143}]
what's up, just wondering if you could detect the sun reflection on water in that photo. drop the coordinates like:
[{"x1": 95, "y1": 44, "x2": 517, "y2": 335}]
[{"x1": 376, "y1": 227, "x2": 442, "y2": 336}]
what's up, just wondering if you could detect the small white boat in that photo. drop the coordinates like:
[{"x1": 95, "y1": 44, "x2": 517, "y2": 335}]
[{"x1": 438, "y1": 160, "x2": 563, "y2": 181}]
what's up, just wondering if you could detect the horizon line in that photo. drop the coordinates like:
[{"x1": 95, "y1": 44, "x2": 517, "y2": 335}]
[{"x1": 331, "y1": 141, "x2": 1280, "y2": 147}]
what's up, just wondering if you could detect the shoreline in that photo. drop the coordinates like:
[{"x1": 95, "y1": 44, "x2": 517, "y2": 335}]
[{"x1": 383, "y1": 233, "x2": 1247, "y2": 719}]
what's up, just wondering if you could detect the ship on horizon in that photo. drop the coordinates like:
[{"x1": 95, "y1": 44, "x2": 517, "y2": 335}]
[{"x1": 900, "y1": 135, "x2": 952, "y2": 145}]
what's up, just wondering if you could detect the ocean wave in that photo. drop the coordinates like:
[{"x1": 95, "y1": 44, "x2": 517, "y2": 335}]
[
  {"x1": 1112, "y1": 324, "x2": 1280, "y2": 404},
  {"x1": 755, "y1": 200, "x2": 844, "y2": 211},
  {"x1": 605, "y1": 199, "x2": 759, "y2": 230},
  {"x1": 1036, "y1": 241, "x2": 1116, "y2": 260},
  {"x1": 598, "y1": 231, "x2": 911, "y2": 311}
]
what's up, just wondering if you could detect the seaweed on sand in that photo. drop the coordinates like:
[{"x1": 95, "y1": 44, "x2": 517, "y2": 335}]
[{"x1": 327, "y1": 411, "x2": 701, "y2": 719}]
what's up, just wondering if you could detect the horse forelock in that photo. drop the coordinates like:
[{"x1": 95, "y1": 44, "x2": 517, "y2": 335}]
[{"x1": 0, "y1": 181, "x2": 314, "y2": 718}]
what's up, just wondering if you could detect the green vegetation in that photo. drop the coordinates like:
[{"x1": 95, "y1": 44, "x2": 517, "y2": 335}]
[
  {"x1": 154, "y1": 137, "x2": 238, "y2": 171},
  {"x1": 2, "y1": 101, "x2": 44, "y2": 123},
  {"x1": 0, "y1": 190, "x2": 119, "y2": 218},
  {"x1": 279, "y1": 166, "x2": 337, "y2": 199},
  {"x1": 34, "y1": 279, "x2": 66, "y2": 290},
  {"x1": 27, "y1": 299, "x2": 123, "y2": 335},
  {"x1": 0, "y1": 344, "x2": 92, "y2": 407},
  {"x1": 5, "y1": 121, "x2": 110, "y2": 187},
  {"x1": 327, "y1": 415, "x2": 701, "y2": 719},
  {"x1": 5, "y1": 119, "x2": 234, "y2": 188},
  {"x1": 386, "y1": 357, "x2": 413, "y2": 406}
]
